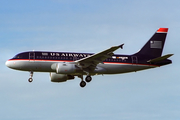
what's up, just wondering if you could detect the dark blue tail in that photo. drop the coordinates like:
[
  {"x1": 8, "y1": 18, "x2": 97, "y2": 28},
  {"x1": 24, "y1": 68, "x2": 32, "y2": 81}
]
[{"x1": 134, "y1": 28, "x2": 168, "y2": 59}]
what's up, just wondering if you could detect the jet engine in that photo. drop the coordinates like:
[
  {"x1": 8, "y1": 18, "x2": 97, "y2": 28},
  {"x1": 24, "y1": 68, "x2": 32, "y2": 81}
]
[
  {"x1": 50, "y1": 73, "x2": 75, "y2": 82},
  {"x1": 56, "y1": 63, "x2": 77, "y2": 74}
]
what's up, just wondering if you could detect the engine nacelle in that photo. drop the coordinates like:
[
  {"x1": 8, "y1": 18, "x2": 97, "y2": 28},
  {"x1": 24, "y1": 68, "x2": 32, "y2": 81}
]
[
  {"x1": 50, "y1": 73, "x2": 75, "y2": 82},
  {"x1": 56, "y1": 63, "x2": 77, "y2": 74}
]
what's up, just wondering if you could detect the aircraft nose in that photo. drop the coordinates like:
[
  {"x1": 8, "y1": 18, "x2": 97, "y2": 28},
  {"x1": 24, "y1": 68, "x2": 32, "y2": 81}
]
[
  {"x1": 5, "y1": 60, "x2": 15, "y2": 69},
  {"x1": 5, "y1": 60, "x2": 11, "y2": 68},
  {"x1": 5, "y1": 60, "x2": 22, "y2": 70}
]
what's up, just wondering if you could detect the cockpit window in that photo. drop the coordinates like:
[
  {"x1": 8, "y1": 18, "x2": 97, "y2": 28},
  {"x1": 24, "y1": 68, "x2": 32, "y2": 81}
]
[{"x1": 13, "y1": 54, "x2": 23, "y2": 59}]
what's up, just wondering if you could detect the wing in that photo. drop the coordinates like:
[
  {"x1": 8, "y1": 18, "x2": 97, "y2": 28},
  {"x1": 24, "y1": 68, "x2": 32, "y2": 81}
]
[{"x1": 75, "y1": 44, "x2": 124, "y2": 72}]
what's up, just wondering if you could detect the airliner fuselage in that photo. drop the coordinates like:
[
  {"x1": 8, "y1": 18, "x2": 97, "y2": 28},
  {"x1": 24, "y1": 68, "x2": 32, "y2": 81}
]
[
  {"x1": 6, "y1": 51, "x2": 162, "y2": 74},
  {"x1": 5, "y1": 28, "x2": 173, "y2": 87}
]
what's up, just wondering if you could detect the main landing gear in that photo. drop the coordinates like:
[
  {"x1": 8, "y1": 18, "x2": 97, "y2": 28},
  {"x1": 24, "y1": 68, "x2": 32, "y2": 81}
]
[
  {"x1": 79, "y1": 75, "x2": 92, "y2": 88},
  {"x1": 28, "y1": 71, "x2": 33, "y2": 83},
  {"x1": 85, "y1": 75, "x2": 92, "y2": 82}
]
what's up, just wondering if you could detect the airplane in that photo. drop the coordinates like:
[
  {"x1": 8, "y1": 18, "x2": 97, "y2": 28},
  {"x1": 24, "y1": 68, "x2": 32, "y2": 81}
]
[{"x1": 5, "y1": 28, "x2": 173, "y2": 87}]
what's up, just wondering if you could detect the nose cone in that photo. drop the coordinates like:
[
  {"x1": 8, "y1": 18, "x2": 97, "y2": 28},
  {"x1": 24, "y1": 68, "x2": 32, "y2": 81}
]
[
  {"x1": 5, "y1": 60, "x2": 22, "y2": 70},
  {"x1": 5, "y1": 60, "x2": 16, "y2": 69},
  {"x1": 5, "y1": 60, "x2": 11, "y2": 68}
]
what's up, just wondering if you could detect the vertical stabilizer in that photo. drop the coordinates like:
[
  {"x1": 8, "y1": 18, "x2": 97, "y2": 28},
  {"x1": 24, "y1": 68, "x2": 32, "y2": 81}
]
[{"x1": 134, "y1": 28, "x2": 168, "y2": 59}]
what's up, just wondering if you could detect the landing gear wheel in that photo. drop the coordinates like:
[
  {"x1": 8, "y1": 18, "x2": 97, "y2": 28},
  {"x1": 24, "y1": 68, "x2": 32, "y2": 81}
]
[
  {"x1": 85, "y1": 75, "x2": 92, "y2": 82},
  {"x1": 80, "y1": 81, "x2": 86, "y2": 87},
  {"x1": 28, "y1": 78, "x2": 33, "y2": 82},
  {"x1": 28, "y1": 71, "x2": 34, "y2": 83}
]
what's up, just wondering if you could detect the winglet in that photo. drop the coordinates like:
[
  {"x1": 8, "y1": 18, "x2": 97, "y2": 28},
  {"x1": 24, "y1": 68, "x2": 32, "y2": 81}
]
[{"x1": 119, "y1": 44, "x2": 124, "y2": 49}]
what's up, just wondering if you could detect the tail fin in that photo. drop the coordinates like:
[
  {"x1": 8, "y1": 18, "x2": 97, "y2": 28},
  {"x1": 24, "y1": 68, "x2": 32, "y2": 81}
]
[{"x1": 134, "y1": 28, "x2": 168, "y2": 58}]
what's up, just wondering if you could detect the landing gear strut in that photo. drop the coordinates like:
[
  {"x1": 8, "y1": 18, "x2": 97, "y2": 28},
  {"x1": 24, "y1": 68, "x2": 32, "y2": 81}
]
[
  {"x1": 78, "y1": 75, "x2": 86, "y2": 87},
  {"x1": 28, "y1": 71, "x2": 33, "y2": 83}
]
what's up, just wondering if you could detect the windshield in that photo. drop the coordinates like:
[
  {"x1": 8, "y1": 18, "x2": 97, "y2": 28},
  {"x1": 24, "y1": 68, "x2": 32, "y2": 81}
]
[{"x1": 13, "y1": 54, "x2": 23, "y2": 59}]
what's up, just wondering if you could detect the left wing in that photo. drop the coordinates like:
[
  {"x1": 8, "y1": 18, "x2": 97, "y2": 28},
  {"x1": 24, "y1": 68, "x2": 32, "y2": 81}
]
[{"x1": 75, "y1": 44, "x2": 124, "y2": 72}]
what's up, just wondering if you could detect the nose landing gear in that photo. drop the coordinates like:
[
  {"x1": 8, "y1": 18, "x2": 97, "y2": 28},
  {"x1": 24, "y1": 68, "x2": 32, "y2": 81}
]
[{"x1": 28, "y1": 71, "x2": 33, "y2": 83}]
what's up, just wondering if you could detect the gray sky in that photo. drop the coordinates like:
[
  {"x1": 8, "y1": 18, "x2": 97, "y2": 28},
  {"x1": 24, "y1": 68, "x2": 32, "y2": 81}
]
[{"x1": 0, "y1": 0, "x2": 179, "y2": 120}]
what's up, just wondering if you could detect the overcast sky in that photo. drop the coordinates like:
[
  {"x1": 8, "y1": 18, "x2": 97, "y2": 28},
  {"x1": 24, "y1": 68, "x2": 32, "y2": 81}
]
[{"x1": 0, "y1": 0, "x2": 179, "y2": 120}]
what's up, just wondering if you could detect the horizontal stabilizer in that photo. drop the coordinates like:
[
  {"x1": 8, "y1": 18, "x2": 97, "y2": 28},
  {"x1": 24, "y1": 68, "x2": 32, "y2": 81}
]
[{"x1": 147, "y1": 54, "x2": 173, "y2": 63}]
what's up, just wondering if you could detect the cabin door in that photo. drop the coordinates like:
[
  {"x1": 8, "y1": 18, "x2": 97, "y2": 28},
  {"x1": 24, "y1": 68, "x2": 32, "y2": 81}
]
[
  {"x1": 131, "y1": 56, "x2": 138, "y2": 65},
  {"x1": 29, "y1": 52, "x2": 35, "y2": 62}
]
